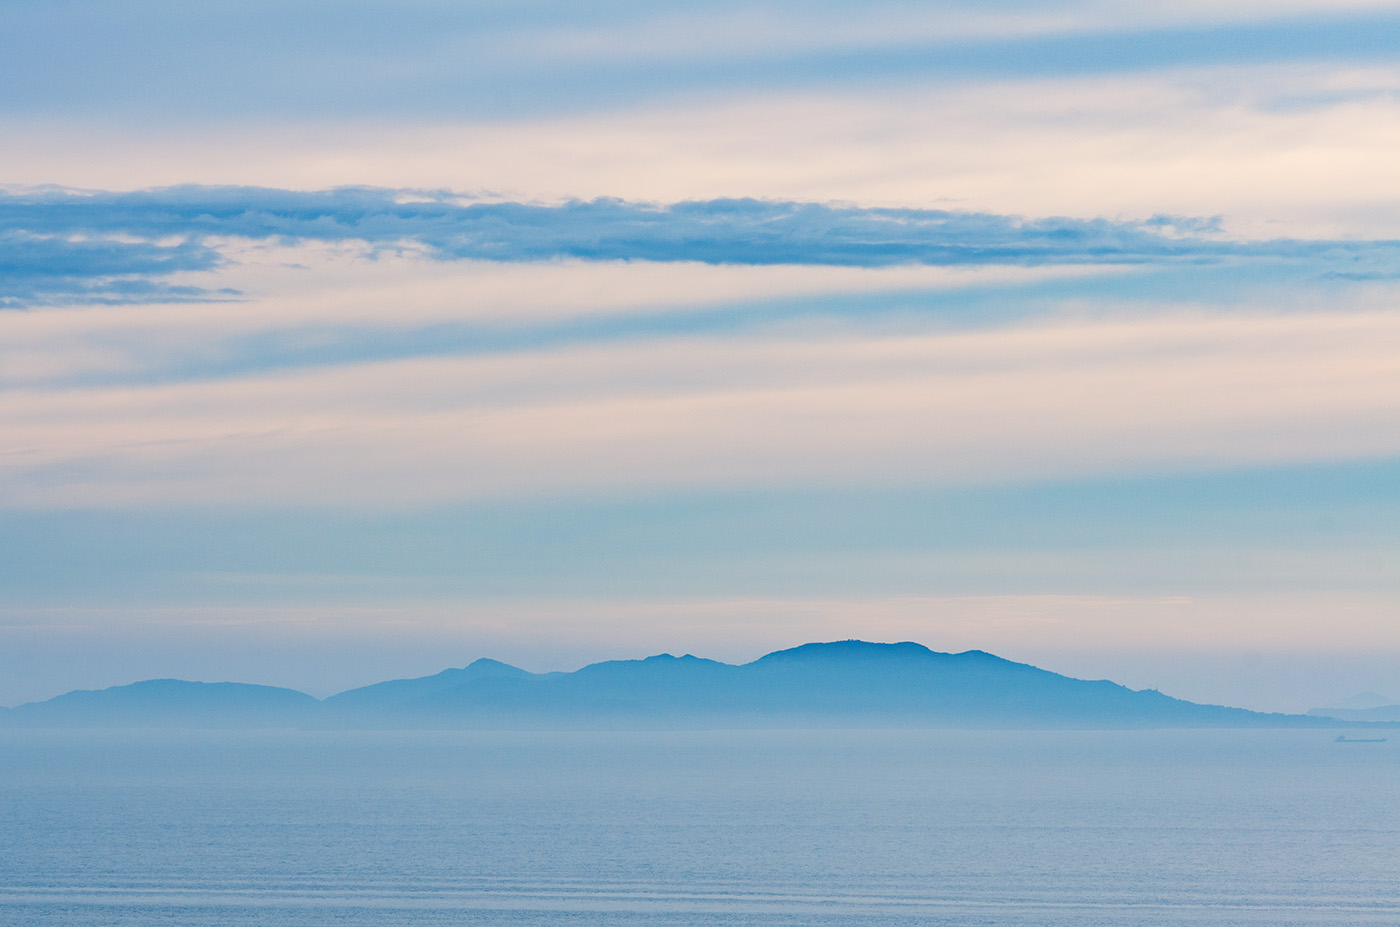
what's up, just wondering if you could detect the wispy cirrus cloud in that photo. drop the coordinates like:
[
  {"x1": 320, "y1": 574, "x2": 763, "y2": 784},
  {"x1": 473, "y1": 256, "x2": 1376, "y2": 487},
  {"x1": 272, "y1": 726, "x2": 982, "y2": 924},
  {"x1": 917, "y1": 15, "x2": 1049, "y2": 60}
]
[
  {"x1": 5, "y1": 1, "x2": 1400, "y2": 123},
  {"x1": 5, "y1": 309, "x2": 1398, "y2": 507},
  {"x1": 3, "y1": 185, "x2": 1396, "y2": 306}
]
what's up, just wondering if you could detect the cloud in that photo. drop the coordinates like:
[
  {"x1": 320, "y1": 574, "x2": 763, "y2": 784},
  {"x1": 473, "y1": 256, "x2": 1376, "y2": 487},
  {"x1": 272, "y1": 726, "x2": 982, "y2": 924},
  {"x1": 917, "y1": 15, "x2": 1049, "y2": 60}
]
[
  {"x1": 7, "y1": 66, "x2": 1400, "y2": 240},
  {"x1": 0, "y1": 229, "x2": 223, "y2": 307},
  {"x1": 3, "y1": 309, "x2": 1398, "y2": 507},
  {"x1": 4, "y1": 185, "x2": 1395, "y2": 306},
  {"x1": 4, "y1": 1, "x2": 1400, "y2": 124}
]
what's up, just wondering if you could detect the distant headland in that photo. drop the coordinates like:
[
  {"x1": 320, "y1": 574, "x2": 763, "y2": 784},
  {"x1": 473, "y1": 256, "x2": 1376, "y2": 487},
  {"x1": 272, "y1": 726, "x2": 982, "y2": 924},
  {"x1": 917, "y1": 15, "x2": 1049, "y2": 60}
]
[{"x1": 0, "y1": 641, "x2": 1376, "y2": 730}]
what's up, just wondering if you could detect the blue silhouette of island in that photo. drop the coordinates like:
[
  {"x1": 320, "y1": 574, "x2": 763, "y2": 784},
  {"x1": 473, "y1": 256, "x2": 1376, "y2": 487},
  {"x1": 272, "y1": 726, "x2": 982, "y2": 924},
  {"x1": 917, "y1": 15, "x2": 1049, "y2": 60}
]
[
  {"x1": 3, "y1": 679, "x2": 318, "y2": 727},
  {"x1": 0, "y1": 641, "x2": 1369, "y2": 729}
]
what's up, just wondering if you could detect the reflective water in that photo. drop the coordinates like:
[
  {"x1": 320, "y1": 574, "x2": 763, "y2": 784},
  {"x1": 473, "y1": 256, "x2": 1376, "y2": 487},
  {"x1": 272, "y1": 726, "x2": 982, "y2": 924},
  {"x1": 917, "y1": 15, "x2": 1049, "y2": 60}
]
[{"x1": 2, "y1": 729, "x2": 1396, "y2": 925}]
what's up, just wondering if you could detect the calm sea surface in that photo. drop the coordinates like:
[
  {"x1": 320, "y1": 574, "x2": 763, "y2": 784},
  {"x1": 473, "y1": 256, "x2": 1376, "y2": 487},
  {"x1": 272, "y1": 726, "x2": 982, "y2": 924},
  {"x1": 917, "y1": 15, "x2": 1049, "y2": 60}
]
[{"x1": 1, "y1": 729, "x2": 1396, "y2": 926}]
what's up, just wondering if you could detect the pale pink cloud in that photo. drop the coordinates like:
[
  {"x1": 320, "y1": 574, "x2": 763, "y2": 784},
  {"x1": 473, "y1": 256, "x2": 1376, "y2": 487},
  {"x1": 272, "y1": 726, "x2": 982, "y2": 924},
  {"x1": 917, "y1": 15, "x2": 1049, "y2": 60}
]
[{"x1": 3, "y1": 309, "x2": 1397, "y2": 506}]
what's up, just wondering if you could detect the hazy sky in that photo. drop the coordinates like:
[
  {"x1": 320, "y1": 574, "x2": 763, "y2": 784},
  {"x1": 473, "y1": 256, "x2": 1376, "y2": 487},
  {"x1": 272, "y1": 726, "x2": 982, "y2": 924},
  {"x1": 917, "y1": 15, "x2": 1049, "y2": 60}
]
[{"x1": 2, "y1": 0, "x2": 1398, "y2": 711}]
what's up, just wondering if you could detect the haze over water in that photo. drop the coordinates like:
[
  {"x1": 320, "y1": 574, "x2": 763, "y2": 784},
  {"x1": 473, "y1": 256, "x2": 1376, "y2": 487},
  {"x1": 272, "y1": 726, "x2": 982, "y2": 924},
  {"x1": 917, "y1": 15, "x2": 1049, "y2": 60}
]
[{"x1": 3, "y1": 729, "x2": 1397, "y2": 926}]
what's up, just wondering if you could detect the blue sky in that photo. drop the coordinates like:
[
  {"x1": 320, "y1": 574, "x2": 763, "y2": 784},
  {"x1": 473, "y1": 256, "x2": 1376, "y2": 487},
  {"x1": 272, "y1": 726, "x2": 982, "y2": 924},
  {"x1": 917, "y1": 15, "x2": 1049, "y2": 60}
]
[{"x1": 2, "y1": 0, "x2": 1398, "y2": 710}]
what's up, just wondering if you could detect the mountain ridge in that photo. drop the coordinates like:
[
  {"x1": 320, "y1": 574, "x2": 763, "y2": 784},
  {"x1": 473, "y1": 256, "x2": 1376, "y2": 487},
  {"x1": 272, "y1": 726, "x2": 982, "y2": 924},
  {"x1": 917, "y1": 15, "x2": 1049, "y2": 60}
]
[{"x1": 1, "y1": 640, "x2": 1370, "y2": 730}]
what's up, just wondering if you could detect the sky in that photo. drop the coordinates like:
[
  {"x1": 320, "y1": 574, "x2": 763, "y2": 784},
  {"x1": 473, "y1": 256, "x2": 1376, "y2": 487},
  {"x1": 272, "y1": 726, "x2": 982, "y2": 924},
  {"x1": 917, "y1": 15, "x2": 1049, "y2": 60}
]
[{"x1": 2, "y1": 0, "x2": 1398, "y2": 712}]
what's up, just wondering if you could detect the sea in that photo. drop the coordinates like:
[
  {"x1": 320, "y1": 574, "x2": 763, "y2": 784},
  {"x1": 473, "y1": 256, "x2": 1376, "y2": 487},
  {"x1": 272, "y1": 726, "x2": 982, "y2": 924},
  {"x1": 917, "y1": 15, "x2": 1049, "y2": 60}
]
[{"x1": 1, "y1": 728, "x2": 1396, "y2": 926}]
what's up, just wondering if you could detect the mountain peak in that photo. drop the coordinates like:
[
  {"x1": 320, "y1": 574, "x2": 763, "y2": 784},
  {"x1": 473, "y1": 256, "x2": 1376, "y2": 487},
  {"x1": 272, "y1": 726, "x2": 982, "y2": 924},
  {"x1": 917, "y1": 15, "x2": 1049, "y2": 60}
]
[
  {"x1": 1331, "y1": 691, "x2": 1396, "y2": 711},
  {"x1": 464, "y1": 658, "x2": 529, "y2": 677},
  {"x1": 751, "y1": 640, "x2": 939, "y2": 665}
]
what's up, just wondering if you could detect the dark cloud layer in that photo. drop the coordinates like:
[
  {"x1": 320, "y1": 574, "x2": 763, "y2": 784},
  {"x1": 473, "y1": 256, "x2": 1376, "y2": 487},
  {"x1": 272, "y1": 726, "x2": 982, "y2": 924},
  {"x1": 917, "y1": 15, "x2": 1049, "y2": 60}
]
[
  {"x1": 0, "y1": 186, "x2": 1392, "y2": 306},
  {"x1": 0, "y1": 229, "x2": 222, "y2": 307}
]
